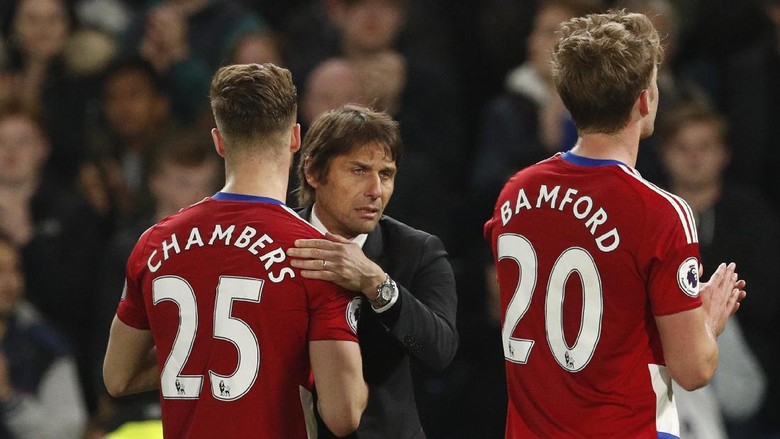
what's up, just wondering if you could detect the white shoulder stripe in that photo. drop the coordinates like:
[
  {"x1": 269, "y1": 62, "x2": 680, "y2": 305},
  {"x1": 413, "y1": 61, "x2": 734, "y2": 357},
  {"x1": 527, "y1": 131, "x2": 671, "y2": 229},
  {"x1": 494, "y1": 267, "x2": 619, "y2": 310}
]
[
  {"x1": 279, "y1": 205, "x2": 325, "y2": 236},
  {"x1": 676, "y1": 194, "x2": 698, "y2": 243},
  {"x1": 617, "y1": 165, "x2": 698, "y2": 244}
]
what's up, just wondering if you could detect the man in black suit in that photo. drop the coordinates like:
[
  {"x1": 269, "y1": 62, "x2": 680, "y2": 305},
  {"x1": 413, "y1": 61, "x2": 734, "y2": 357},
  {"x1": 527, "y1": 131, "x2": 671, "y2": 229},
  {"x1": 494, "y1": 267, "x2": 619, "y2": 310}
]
[{"x1": 286, "y1": 105, "x2": 458, "y2": 439}]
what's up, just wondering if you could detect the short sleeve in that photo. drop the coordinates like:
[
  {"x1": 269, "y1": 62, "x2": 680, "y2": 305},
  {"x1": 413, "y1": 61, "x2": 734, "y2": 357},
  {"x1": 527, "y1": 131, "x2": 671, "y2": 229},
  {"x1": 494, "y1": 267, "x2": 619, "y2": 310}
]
[
  {"x1": 647, "y1": 240, "x2": 703, "y2": 316},
  {"x1": 304, "y1": 278, "x2": 359, "y2": 342},
  {"x1": 116, "y1": 237, "x2": 151, "y2": 330}
]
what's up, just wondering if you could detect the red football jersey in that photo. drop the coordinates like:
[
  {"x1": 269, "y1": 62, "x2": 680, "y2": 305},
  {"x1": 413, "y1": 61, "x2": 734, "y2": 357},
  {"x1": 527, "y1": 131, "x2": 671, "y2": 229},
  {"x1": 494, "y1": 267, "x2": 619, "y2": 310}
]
[
  {"x1": 484, "y1": 153, "x2": 702, "y2": 438},
  {"x1": 117, "y1": 193, "x2": 359, "y2": 439}
]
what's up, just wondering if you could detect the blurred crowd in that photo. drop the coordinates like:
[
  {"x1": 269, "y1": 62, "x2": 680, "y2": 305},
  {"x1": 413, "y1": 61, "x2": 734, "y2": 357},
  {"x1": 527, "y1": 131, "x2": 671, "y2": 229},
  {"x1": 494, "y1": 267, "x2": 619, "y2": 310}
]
[{"x1": 0, "y1": 0, "x2": 778, "y2": 438}]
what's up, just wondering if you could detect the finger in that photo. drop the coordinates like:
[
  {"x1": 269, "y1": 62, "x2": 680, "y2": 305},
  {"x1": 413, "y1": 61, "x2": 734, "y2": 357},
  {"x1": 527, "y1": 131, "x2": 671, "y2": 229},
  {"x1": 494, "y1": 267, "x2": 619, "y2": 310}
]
[
  {"x1": 293, "y1": 239, "x2": 334, "y2": 249},
  {"x1": 289, "y1": 259, "x2": 328, "y2": 271},
  {"x1": 287, "y1": 247, "x2": 326, "y2": 259},
  {"x1": 734, "y1": 279, "x2": 746, "y2": 290},
  {"x1": 707, "y1": 263, "x2": 727, "y2": 286},
  {"x1": 720, "y1": 263, "x2": 737, "y2": 287},
  {"x1": 298, "y1": 269, "x2": 336, "y2": 281},
  {"x1": 729, "y1": 289, "x2": 745, "y2": 314}
]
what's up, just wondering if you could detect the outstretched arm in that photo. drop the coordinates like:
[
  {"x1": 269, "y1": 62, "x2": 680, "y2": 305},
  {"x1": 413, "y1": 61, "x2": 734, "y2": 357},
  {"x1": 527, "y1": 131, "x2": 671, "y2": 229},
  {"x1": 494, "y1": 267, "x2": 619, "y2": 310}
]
[{"x1": 103, "y1": 316, "x2": 159, "y2": 397}]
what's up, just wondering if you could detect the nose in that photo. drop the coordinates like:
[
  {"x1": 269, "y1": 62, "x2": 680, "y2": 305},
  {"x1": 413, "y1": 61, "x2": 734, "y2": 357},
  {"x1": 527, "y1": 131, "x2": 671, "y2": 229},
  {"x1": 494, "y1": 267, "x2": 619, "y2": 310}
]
[{"x1": 364, "y1": 173, "x2": 382, "y2": 199}]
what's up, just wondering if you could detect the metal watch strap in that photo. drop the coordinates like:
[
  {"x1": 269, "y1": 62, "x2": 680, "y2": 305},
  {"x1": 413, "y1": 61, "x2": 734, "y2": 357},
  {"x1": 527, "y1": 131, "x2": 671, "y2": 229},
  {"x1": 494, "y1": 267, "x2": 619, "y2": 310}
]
[{"x1": 371, "y1": 273, "x2": 395, "y2": 308}]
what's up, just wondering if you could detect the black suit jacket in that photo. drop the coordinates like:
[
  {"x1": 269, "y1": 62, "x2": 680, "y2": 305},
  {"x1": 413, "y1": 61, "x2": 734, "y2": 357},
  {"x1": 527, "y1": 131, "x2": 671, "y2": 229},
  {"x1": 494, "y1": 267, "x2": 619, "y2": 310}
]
[{"x1": 298, "y1": 207, "x2": 458, "y2": 439}]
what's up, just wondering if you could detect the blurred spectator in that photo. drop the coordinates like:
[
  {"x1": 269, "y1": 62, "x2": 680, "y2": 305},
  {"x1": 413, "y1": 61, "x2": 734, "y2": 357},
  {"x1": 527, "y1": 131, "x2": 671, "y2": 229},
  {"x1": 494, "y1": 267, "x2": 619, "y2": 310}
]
[
  {"x1": 762, "y1": 0, "x2": 780, "y2": 212},
  {"x1": 350, "y1": 50, "x2": 405, "y2": 116},
  {"x1": 615, "y1": 0, "x2": 711, "y2": 185},
  {"x1": 673, "y1": 316, "x2": 766, "y2": 439},
  {"x1": 659, "y1": 101, "x2": 780, "y2": 438},
  {"x1": 88, "y1": 131, "x2": 220, "y2": 438},
  {"x1": 328, "y1": 0, "x2": 407, "y2": 58},
  {"x1": 0, "y1": 98, "x2": 103, "y2": 413},
  {"x1": 282, "y1": 0, "x2": 456, "y2": 86},
  {"x1": 301, "y1": 57, "x2": 365, "y2": 130},
  {"x1": 674, "y1": 0, "x2": 775, "y2": 190},
  {"x1": 62, "y1": 27, "x2": 118, "y2": 80},
  {"x1": 75, "y1": 0, "x2": 133, "y2": 37},
  {"x1": 1, "y1": 0, "x2": 101, "y2": 187},
  {"x1": 224, "y1": 30, "x2": 284, "y2": 67},
  {"x1": 81, "y1": 56, "x2": 179, "y2": 224},
  {"x1": 470, "y1": 0, "x2": 603, "y2": 227},
  {"x1": 0, "y1": 232, "x2": 88, "y2": 439},
  {"x1": 121, "y1": 0, "x2": 266, "y2": 123},
  {"x1": 285, "y1": 57, "x2": 366, "y2": 207}
]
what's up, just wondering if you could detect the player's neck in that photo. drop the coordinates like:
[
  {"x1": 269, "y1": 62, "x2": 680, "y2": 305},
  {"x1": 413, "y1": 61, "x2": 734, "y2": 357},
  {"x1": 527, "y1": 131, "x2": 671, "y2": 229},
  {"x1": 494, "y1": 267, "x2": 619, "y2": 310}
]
[
  {"x1": 570, "y1": 130, "x2": 639, "y2": 168},
  {"x1": 221, "y1": 160, "x2": 290, "y2": 203}
]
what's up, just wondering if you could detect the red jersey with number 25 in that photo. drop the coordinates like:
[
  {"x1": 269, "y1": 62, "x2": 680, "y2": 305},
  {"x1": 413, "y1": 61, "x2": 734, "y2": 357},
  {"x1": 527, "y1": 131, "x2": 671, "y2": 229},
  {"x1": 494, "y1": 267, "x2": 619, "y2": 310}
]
[
  {"x1": 484, "y1": 152, "x2": 702, "y2": 438},
  {"x1": 117, "y1": 193, "x2": 359, "y2": 439}
]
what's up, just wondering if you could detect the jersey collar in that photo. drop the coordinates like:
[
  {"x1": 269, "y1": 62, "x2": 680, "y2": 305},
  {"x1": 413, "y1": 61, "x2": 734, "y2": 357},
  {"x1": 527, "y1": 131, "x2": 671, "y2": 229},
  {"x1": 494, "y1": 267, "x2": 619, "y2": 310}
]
[
  {"x1": 212, "y1": 191, "x2": 285, "y2": 205},
  {"x1": 561, "y1": 151, "x2": 627, "y2": 167}
]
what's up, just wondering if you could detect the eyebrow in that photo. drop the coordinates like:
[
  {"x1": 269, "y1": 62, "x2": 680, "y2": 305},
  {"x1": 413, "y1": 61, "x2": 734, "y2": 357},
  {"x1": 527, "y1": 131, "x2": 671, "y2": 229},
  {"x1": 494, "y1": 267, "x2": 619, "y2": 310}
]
[{"x1": 346, "y1": 159, "x2": 397, "y2": 171}]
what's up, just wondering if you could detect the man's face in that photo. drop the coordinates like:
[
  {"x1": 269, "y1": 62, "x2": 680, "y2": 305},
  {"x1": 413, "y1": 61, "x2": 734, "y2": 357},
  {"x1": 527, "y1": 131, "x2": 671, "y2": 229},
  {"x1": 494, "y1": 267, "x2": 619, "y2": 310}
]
[
  {"x1": 0, "y1": 115, "x2": 48, "y2": 186},
  {"x1": 302, "y1": 61, "x2": 364, "y2": 126},
  {"x1": 528, "y1": 5, "x2": 573, "y2": 80},
  {"x1": 309, "y1": 143, "x2": 396, "y2": 239},
  {"x1": 104, "y1": 70, "x2": 167, "y2": 141},
  {"x1": 662, "y1": 120, "x2": 729, "y2": 191},
  {"x1": 341, "y1": 0, "x2": 405, "y2": 55},
  {"x1": 13, "y1": 0, "x2": 70, "y2": 61}
]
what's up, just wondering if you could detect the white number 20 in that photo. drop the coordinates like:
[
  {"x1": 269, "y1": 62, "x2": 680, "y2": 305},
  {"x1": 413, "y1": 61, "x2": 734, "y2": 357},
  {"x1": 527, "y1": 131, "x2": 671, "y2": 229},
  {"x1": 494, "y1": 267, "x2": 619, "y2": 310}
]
[
  {"x1": 153, "y1": 276, "x2": 263, "y2": 400},
  {"x1": 498, "y1": 234, "x2": 603, "y2": 372}
]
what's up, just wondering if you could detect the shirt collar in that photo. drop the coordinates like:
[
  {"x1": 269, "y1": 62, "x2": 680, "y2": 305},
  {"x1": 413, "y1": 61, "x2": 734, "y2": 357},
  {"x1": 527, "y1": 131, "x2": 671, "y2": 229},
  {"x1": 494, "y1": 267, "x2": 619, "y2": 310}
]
[
  {"x1": 310, "y1": 204, "x2": 368, "y2": 248},
  {"x1": 211, "y1": 191, "x2": 285, "y2": 204},
  {"x1": 561, "y1": 151, "x2": 627, "y2": 167}
]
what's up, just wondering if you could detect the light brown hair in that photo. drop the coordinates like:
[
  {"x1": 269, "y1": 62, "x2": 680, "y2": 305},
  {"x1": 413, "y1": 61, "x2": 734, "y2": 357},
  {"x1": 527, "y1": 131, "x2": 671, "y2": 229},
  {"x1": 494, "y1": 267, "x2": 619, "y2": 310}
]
[
  {"x1": 551, "y1": 9, "x2": 663, "y2": 134},
  {"x1": 208, "y1": 63, "x2": 297, "y2": 152}
]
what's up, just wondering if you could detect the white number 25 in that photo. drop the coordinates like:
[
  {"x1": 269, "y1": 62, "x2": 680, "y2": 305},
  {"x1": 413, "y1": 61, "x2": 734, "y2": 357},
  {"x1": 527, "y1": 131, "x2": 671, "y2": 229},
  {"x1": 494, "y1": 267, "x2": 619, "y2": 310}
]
[
  {"x1": 497, "y1": 233, "x2": 603, "y2": 372},
  {"x1": 153, "y1": 276, "x2": 263, "y2": 400}
]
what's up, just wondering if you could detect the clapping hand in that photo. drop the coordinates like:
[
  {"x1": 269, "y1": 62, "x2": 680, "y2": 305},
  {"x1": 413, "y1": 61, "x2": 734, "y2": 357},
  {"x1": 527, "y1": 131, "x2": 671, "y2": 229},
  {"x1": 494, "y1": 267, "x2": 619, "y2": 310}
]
[{"x1": 699, "y1": 262, "x2": 747, "y2": 337}]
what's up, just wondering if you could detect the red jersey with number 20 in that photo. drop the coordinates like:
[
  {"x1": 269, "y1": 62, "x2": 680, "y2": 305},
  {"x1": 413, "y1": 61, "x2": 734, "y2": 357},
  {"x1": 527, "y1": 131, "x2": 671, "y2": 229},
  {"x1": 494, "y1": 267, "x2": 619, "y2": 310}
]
[
  {"x1": 117, "y1": 193, "x2": 359, "y2": 439},
  {"x1": 484, "y1": 152, "x2": 702, "y2": 438}
]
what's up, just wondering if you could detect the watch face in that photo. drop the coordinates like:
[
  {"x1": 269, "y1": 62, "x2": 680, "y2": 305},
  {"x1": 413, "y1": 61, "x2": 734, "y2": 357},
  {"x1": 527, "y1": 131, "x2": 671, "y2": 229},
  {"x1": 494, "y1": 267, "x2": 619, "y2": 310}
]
[
  {"x1": 378, "y1": 285, "x2": 392, "y2": 301},
  {"x1": 374, "y1": 277, "x2": 395, "y2": 307}
]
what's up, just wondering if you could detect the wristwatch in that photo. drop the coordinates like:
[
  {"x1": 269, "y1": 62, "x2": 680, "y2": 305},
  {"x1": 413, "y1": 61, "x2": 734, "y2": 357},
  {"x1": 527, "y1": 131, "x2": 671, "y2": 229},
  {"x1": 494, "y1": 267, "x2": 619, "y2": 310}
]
[{"x1": 371, "y1": 274, "x2": 398, "y2": 310}]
